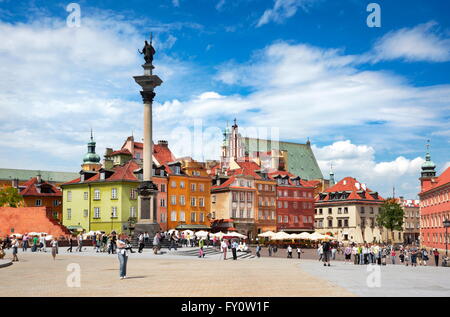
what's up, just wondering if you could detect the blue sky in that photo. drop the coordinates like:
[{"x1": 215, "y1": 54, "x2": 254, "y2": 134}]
[{"x1": 0, "y1": 0, "x2": 449, "y2": 199}]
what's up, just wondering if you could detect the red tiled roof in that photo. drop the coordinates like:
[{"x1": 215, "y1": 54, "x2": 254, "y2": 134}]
[
  {"x1": 420, "y1": 167, "x2": 450, "y2": 194},
  {"x1": 19, "y1": 177, "x2": 62, "y2": 197},
  {"x1": 134, "y1": 142, "x2": 143, "y2": 149},
  {"x1": 110, "y1": 149, "x2": 132, "y2": 156},
  {"x1": 317, "y1": 176, "x2": 383, "y2": 202},
  {"x1": 153, "y1": 144, "x2": 176, "y2": 166},
  {"x1": 211, "y1": 176, "x2": 236, "y2": 190}
]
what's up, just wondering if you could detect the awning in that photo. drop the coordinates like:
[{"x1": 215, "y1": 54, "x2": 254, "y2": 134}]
[{"x1": 175, "y1": 224, "x2": 211, "y2": 230}]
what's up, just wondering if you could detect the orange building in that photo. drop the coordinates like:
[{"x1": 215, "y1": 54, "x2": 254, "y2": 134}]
[
  {"x1": 19, "y1": 176, "x2": 63, "y2": 222},
  {"x1": 166, "y1": 160, "x2": 211, "y2": 230}
]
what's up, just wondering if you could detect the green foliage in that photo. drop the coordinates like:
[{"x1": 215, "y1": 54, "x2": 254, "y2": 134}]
[
  {"x1": 0, "y1": 187, "x2": 23, "y2": 208},
  {"x1": 127, "y1": 217, "x2": 137, "y2": 225},
  {"x1": 376, "y1": 198, "x2": 404, "y2": 233}
]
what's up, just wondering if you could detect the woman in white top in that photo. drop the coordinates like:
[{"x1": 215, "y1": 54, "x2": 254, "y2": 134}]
[
  {"x1": 11, "y1": 236, "x2": 19, "y2": 262},
  {"x1": 221, "y1": 239, "x2": 228, "y2": 260},
  {"x1": 51, "y1": 238, "x2": 59, "y2": 261},
  {"x1": 117, "y1": 234, "x2": 128, "y2": 279}
]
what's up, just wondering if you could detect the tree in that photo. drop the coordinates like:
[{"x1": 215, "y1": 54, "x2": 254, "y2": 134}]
[
  {"x1": 0, "y1": 186, "x2": 23, "y2": 208},
  {"x1": 376, "y1": 198, "x2": 404, "y2": 243}
]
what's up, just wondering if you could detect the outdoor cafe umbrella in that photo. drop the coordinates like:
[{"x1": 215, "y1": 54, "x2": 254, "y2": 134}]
[
  {"x1": 297, "y1": 232, "x2": 312, "y2": 240},
  {"x1": 270, "y1": 231, "x2": 293, "y2": 240},
  {"x1": 225, "y1": 231, "x2": 247, "y2": 239},
  {"x1": 195, "y1": 230, "x2": 209, "y2": 238},
  {"x1": 257, "y1": 231, "x2": 275, "y2": 238},
  {"x1": 212, "y1": 232, "x2": 225, "y2": 239},
  {"x1": 308, "y1": 232, "x2": 325, "y2": 241},
  {"x1": 182, "y1": 230, "x2": 194, "y2": 236}
]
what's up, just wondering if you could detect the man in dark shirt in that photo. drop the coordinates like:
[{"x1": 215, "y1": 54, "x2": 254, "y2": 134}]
[{"x1": 322, "y1": 241, "x2": 331, "y2": 266}]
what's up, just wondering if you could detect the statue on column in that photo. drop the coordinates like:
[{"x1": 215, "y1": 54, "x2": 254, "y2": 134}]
[{"x1": 138, "y1": 34, "x2": 156, "y2": 65}]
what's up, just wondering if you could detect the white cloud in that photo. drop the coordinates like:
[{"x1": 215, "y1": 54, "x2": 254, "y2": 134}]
[
  {"x1": 172, "y1": 0, "x2": 180, "y2": 7},
  {"x1": 369, "y1": 21, "x2": 450, "y2": 62},
  {"x1": 312, "y1": 140, "x2": 425, "y2": 199},
  {"x1": 257, "y1": 0, "x2": 318, "y2": 27}
]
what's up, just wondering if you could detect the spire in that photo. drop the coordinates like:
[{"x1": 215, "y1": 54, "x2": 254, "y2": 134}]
[
  {"x1": 232, "y1": 118, "x2": 238, "y2": 128},
  {"x1": 90, "y1": 128, "x2": 93, "y2": 141},
  {"x1": 421, "y1": 139, "x2": 436, "y2": 178},
  {"x1": 329, "y1": 163, "x2": 335, "y2": 186},
  {"x1": 83, "y1": 129, "x2": 101, "y2": 164}
]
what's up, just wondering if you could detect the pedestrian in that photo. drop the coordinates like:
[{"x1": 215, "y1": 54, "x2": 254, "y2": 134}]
[
  {"x1": 399, "y1": 250, "x2": 405, "y2": 263},
  {"x1": 153, "y1": 232, "x2": 161, "y2": 254},
  {"x1": 331, "y1": 243, "x2": 337, "y2": 260},
  {"x1": 421, "y1": 248, "x2": 429, "y2": 266},
  {"x1": 404, "y1": 248, "x2": 410, "y2": 266},
  {"x1": 76, "y1": 234, "x2": 83, "y2": 252},
  {"x1": 433, "y1": 248, "x2": 439, "y2": 267},
  {"x1": 11, "y1": 236, "x2": 19, "y2": 262},
  {"x1": 256, "y1": 243, "x2": 262, "y2": 258},
  {"x1": 32, "y1": 235, "x2": 38, "y2": 252},
  {"x1": 22, "y1": 234, "x2": 29, "y2": 252},
  {"x1": 287, "y1": 245, "x2": 293, "y2": 258},
  {"x1": 352, "y1": 244, "x2": 358, "y2": 265},
  {"x1": 221, "y1": 239, "x2": 228, "y2": 260},
  {"x1": 344, "y1": 245, "x2": 352, "y2": 264},
  {"x1": 168, "y1": 231, "x2": 178, "y2": 251},
  {"x1": 199, "y1": 238, "x2": 205, "y2": 258},
  {"x1": 297, "y1": 246, "x2": 304, "y2": 259},
  {"x1": 390, "y1": 248, "x2": 396, "y2": 265},
  {"x1": 117, "y1": 234, "x2": 128, "y2": 280},
  {"x1": 411, "y1": 246, "x2": 418, "y2": 267},
  {"x1": 138, "y1": 232, "x2": 145, "y2": 253},
  {"x1": 39, "y1": 234, "x2": 47, "y2": 252},
  {"x1": 322, "y1": 240, "x2": 331, "y2": 267},
  {"x1": 268, "y1": 244, "x2": 273, "y2": 257},
  {"x1": 51, "y1": 237, "x2": 58, "y2": 261},
  {"x1": 318, "y1": 243, "x2": 323, "y2": 261},
  {"x1": 95, "y1": 234, "x2": 101, "y2": 252}
]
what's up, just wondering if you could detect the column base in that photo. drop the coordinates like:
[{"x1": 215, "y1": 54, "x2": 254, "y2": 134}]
[{"x1": 134, "y1": 223, "x2": 161, "y2": 238}]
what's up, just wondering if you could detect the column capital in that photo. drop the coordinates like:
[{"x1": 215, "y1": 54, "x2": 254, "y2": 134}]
[{"x1": 140, "y1": 91, "x2": 156, "y2": 104}]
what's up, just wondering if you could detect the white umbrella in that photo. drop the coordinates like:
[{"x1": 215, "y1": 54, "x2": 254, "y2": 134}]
[
  {"x1": 212, "y1": 232, "x2": 225, "y2": 239},
  {"x1": 258, "y1": 231, "x2": 275, "y2": 238},
  {"x1": 195, "y1": 230, "x2": 209, "y2": 238},
  {"x1": 226, "y1": 232, "x2": 247, "y2": 239},
  {"x1": 168, "y1": 229, "x2": 179, "y2": 235},
  {"x1": 321, "y1": 234, "x2": 336, "y2": 240},
  {"x1": 28, "y1": 232, "x2": 40, "y2": 236},
  {"x1": 45, "y1": 235, "x2": 53, "y2": 241},
  {"x1": 297, "y1": 232, "x2": 312, "y2": 240},
  {"x1": 10, "y1": 233, "x2": 22, "y2": 237},
  {"x1": 271, "y1": 231, "x2": 293, "y2": 240},
  {"x1": 309, "y1": 232, "x2": 326, "y2": 240},
  {"x1": 182, "y1": 230, "x2": 194, "y2": 236}
]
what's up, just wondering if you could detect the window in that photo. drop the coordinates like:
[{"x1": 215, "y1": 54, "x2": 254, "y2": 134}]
[
  {"x1": 239, "y1": 192, "x2": 245, "y2": 201},
  {"x1": 199, "y1": 197, "x2": 205, "y2": 207},
  {"x1": 160, "y1": 199, "x2": 166, "y2": 207},
  {"x1": 294, "y1": 216, "x2": 299, "y2": 223},
  {"x1": 338, "y1": 208, "x2": 342, "y2": 214},
  {"x1": 180, "y1": 195, "x2": 185, "y2": 206},
  {"x1": 199, "y1": 213, "x2": 204, "y2": 222},
  {"x1": 247, "y1": 192, "x2": 252, "y2": 201},
  {"x1": 284, "y1": 215, "x2": 288, "y2": 223},
  {"x1": 370, "y1": 207, "x2": 374, "y2": 214},
  {"x1": 130, "y1": 189, "x2": 137, "y2": 199},
  {"x1": 180, "y1": 181, "x2": 185, "y2": 189},
  {"x1": 328, "y1": 219, "x2": 333, "y2": 227},
  {"x1": 160, "y1": 213, "x2": 166, "y2": 223},
  {"x1": 247, "y1": 210, "x2": 251, "y2": 218},
  {"x1": 191, "y1": 183, "x2": 196, "y2": 191},
  {"x1": 344, "y1": 219, "x2": 349, "y2": 227},
  {"x1": 180, "y1": 211, "x2": 185, "y2": 222},
  {"x1": 174, "y1": 166, "x2": 181, "y2": 174},
  {"x1": 361, "y1": 217, "x2": 366, "y2": 227},
  {"x1": 35, "y1": 199, "x2": 42, "y2": 206},
  {"x1": 83, "y1": 192, "x2": 88, "y2": 200},
  {"x1": 258, "y1": 184, "x2": 263, "y2": 191},
  {"x1": 171, "y1": 211, "x2": 177, "y2": 221},
  {"x1": 199, "y1": 184, "x2": 204, "y2": 192},
  {"x1": 344, "y1": 207, "x2": 348, "y2": 214},
  {"x1": 284, "y1": 201, "x2": 288, "y2": 208},
  {"x1": 111, "y1": 188, "x2": 118, "y2": 199},
  {"x1": 191, "y1": 212, "x2": 196, "y2": 222},
  {"x1": 232, "y1": 192, "x2": 238, "y2": 202},
  {"x1": 67, "y1": 191, "x2": 72, "y2": 202},
  {"x1": 130, "y1": 206, "x2": 136, "y2": 218},
  {"x1": 160, "y1": 184, "x2": 166, "y2": 192},
  {"x1": 328, "y1": 208, "x2": 332, "y2": 214},
  {"x1": 111, "y1": 207, "x2": 117, "y2": 218},
  {"x1": 67, "y1": 208, "x2": 72, "y2": 220},
  {"x1": 212, "y1": 195, "x2": 216, "y2": 203},
  {"x1": 271, "y1": 211, "x2": 275, "y2": 220},
  {"x1": 171, "y1": 195, "x2": 177, "y2": 205},
  {"x1": 191, "y1": 197, "x2": 197, "y2": 207},
  {"x1": 171, "y1": 181, "x2": 176, "y2": 188},
  {"x1": 293, "y1": 202, "x2": 298, "y2": 209},
  {"x1": 94, "y1": 189, "x2": 100, "y2": 200},
  {"x1": 94, "y1": 207, "x2": 100, "y2": 218},
  {"x1": 338, "y1": 219, "x2": 342, "y2": 227},
  {"x1": 239, "y1": 209, "x2": 244, "y2": 218},
  {"x1": 319, "y1": 208, "x2": 323, "y2": 215},
  {"x1": 83, "y1": 209, "x2": 88, "y2": 217},
  {"x1": 361, "y1": 207, "x2": 365, "y2": 213},
  {"x1": 278, "y1": 201, "x2": 282, "y2": 208},
  {"x1": 232, "y1": 209, "x2": 237, "y2": 218}
]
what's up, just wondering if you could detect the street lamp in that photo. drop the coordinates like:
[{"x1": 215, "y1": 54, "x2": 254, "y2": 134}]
[{"x1": 443, "y1": 219, "x2": 450, "y2": 257}]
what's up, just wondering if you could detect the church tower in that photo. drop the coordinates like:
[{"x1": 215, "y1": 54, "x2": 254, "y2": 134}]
[
  {"x1": 420, "y1": 140, "x2": 436, "y2": 190},
  {"x1": 81, "y1": 130, "x2": 102, "y2": 172}
]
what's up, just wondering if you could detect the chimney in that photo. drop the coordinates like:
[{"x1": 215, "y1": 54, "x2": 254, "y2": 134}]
[
  {"x1": 158, "y1": 140, "x2": 168, "y2": 148},
  {"x1": 271, "y1": 149, "x2": 278, "y2": 170},
  {"x1": 11, "y1": 178, "x2": 19, "y2": 189}
]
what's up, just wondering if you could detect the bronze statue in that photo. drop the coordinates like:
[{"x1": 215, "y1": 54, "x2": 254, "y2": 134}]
[{"x1": 138, "y1": 36, "x2": 156, "y2": 65}]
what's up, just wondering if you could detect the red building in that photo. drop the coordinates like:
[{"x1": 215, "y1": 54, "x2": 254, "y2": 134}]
[
  {"x1": 269, "y1": 171, "x2": 315, "y2": 233},
  {"x1": 419, "y1": 150, "x2": 450, "y2": 251},
  {"x1": 19, "y1": 175, "x2": 63, "y2": 222}
]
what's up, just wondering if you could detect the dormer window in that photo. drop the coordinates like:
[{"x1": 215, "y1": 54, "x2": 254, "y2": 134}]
[
  {"x1": 174, "y1": 166, "x2": 181, "y2": 174},
  {"x1": 100, "y1": 172, "x2": 105, "y2": 180}
]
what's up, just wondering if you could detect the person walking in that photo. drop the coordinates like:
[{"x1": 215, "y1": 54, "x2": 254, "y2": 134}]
[
  {"x1": 22, "y1": 234, "x2": 29, "y2": 252},
  {"x1": 117, "y1": 234, "x2": 128, "y2": 280},
  {"x1": 344, "y1": 245, "x2": 352, "y2": 264},
  {"x1": 39, "y1": 234, "x2": 46, "y2": 252},
  {"x1": 169, "y1": 232, "x2": 178, "y2": 251},
  {"x1": 51, "y1": 237, "x2": 58, "y2": 261},
  {"x1": 404, "y1": 248, "x2": 410, "y2": 266},
  {"x1": 76, "y1": 234, "x2": 83, "y2": 252},
  {"x1": 287, "y1": 245, "x2": 293, "y2": 258},
  {"x1": 318, "y1": 243, "x2": 323, "y2": 261},
  {"x1": 231, "y1": 240, "x2": 238, "y2": 260},
  {"x1": 411, "y1": 246, "x2": 418, "y2": 267},
  {"x1": 11, "y1": 236, "x2": 19, "y2": 262},
  {"x1": 352, "y1": 244, "x2": 358, "y2": 264},
  {"x1": 67, "y1": 235, "x2": 74, "y2": 252},
  {"x1": 390, "y1": 248, "x2": 396, "y2": 265},
  {"x1": 433, "y1": 248, "x2": 439, "y2": 267},
  {"x1": 153, "y1": 231, "x2": 161, "y2": 254},
  {"x1": 221, "y1": 239, "x2": 228, "y2": 260},
  {"x1": 256, "y1": 243, "x2": 262, "y2": 258},
  {"x1": 322, "y1": 240, "x2": 331, "y2": 267},
  {"x1": 138, "y1": 233, "x2": 145, "y2": 253},
  {"x1": 331, "y1": 244, "x2": 337, "y2": 260},
  {"x1": 268, "y1": 244, "x2": 273, "y2": 257},
  {"x1": 199, "y1": 238, "x2": 205, "y2": 258},
  {"x1": 297, "y1": 246, "x2": 304, "y2": 259},
  {"x1": 421, "y1": 248, "x2": 429, "y2": 266}
]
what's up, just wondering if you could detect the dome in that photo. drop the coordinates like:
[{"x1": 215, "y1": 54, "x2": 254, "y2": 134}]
[
  {"x1": 421, "y1": 153, "x2": 436, "y2": 170},
  {"x1": 83, "y1": 152, "x2": 101, "y2": 163}
]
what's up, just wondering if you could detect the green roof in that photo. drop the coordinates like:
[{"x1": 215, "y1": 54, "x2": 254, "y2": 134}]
[
  {"x1": 243, "y1": 138, "x2": 323, "y2": 180},
  {"x1": 175, "y1": 224, "x2": 212, "y2": 230},
  {"x1": 0, "y1": 168, "x2": 79, "y2": 183}
]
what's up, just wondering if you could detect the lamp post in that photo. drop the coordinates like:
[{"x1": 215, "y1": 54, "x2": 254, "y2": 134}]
[
  {"x1": 443, "y1": 219, "x2": 450, "y2": 257},
  {"x1": 111, "y1": 212, "x2": 114, "y2": 233}
]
